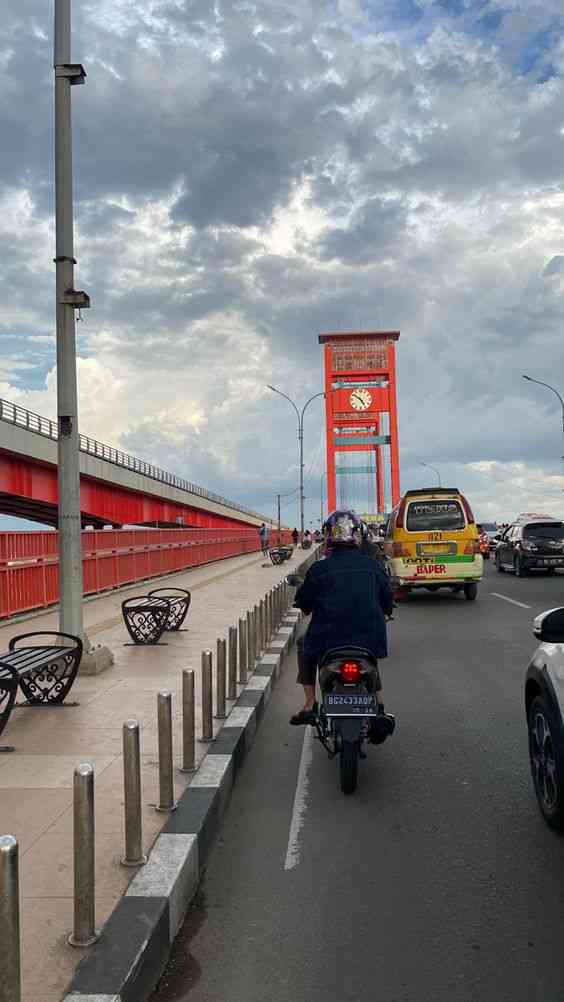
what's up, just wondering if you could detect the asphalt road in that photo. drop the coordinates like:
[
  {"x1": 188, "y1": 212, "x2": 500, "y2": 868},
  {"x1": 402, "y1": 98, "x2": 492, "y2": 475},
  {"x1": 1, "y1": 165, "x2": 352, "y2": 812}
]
[{"x1": 151, "y1": 562, "x2": 564, "y2": 1002}]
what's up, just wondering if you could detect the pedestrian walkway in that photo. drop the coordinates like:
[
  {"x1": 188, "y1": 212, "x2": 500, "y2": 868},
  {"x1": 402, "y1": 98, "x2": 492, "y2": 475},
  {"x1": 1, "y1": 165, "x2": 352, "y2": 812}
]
[{"x1": 0, "y1": 548, "x2": 303, "y2": 1002}]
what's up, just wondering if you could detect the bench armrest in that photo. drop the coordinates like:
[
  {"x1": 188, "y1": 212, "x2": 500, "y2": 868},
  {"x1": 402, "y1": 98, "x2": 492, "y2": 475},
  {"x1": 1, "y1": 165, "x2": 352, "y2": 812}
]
[{"x1": 8, "y1": 631, "x2": 83, "y2": 657}]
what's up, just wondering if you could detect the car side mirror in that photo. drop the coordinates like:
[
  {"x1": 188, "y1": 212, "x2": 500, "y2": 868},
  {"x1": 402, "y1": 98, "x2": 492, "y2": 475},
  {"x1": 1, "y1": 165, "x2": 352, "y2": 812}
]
[
  {"x1": 286, "y1": 574, "x2": 303, "y2": 588},
  {"x1": 533, "y1": 607, "x2": 564, "y2": 643}
]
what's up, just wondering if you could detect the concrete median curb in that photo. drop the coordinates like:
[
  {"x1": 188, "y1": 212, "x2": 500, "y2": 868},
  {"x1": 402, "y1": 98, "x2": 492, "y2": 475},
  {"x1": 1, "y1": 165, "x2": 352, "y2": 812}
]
[{"x1": 62, "y1": 609, "x2": 303, "y2": 1002}]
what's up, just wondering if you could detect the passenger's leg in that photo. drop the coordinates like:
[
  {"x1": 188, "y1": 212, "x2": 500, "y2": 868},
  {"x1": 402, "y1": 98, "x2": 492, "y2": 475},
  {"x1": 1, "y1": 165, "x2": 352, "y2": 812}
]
[{"x1": 290, "y1": 636, "x2": 317, "y2": 724}]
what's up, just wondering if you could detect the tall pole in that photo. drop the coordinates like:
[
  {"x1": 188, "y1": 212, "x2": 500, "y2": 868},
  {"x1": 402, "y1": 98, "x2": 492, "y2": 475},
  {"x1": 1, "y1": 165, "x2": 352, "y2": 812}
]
[
  {"x1": 277, "y1": 494, "x2": 281, "y2": 543},
  {"x1": 54, "y1": 0, "x2": 88, "y2": 644},
  {"x1": 266, "y1": 386, "x2": 325, "y2": 545},
  {"x1": 320, "y1": 472, "x2": 324, "y2": 524},
  {"x1": 298, "y1": 416, "x2": 304, "y2": 542}
]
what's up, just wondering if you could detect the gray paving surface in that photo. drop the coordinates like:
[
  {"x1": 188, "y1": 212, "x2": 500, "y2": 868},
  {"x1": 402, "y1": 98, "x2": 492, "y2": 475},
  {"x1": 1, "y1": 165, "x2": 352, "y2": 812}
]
[
  {"x1": 0, "y1": 548, "x2": 302, "y2": 1002},
  {"x1": 150, "y1": 562, "x2": 564, "y2": 1002}
]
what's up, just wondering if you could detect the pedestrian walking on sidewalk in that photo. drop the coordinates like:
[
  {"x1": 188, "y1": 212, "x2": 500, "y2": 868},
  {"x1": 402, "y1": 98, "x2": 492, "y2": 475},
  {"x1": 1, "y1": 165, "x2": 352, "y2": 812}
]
[{"x1": 258, "y1": 523, "x2": 270, "y2": 556}]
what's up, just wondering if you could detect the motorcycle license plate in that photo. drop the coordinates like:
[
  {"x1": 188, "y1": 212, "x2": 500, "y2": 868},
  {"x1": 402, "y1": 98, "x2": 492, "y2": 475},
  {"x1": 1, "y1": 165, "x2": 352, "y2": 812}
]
[{"x1": 323, "y1": 693, "x2": 378, "y2": 716}]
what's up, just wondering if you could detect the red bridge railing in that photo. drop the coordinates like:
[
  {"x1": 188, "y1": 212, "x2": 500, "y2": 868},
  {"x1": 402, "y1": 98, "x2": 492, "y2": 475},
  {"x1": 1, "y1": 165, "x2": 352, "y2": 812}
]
[{"x1": 0, "y1": 528, "x2": 292, "y2": 619}]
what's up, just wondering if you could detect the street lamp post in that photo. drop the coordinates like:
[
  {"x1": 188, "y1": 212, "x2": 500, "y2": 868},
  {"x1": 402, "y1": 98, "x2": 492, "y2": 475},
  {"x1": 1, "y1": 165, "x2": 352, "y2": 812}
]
[
  {"x1": 420, "y1": 461, "x2": 442, "y2": 487},
  {"x1": 274, "y1": 487, "x2": 298, "y2": 542},
  {"x1": 267, "y1": 387, "x2": 325, "y2": 542},
  {"x1": 54, "y1": 1, "x2": 112, "y2": 673},
  {"x1": 522, "y1": 375, "x2": 564, "y2": 446}
]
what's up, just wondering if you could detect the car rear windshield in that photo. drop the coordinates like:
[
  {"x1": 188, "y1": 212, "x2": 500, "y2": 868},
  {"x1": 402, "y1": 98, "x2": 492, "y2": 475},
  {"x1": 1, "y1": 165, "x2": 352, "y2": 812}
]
[
  {"x1": 523, "y1": 522, "x2": 564, "y2": 540},
  {"x1": 406, "y1": 500, "x2": 465, "y2": 532}
]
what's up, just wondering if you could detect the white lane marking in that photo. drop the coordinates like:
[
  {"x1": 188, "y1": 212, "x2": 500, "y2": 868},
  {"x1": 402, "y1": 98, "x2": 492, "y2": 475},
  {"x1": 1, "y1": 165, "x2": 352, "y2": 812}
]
[
  {"x1": 491, "y1": 592, "x2": 531, "y2": 610},
  {"x1": 284, "y1": 725, "x2": 314, "y2": 871}
]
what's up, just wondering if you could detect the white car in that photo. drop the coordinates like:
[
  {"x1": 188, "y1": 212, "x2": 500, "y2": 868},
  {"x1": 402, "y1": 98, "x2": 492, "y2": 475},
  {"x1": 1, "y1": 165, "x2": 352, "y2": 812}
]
[{"x1": 525, "y1": 607, "x2": 564, "y2": 829}]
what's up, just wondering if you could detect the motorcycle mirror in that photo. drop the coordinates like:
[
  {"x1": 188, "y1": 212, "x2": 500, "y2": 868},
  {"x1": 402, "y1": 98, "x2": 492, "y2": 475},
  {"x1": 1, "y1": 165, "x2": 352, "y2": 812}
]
[{"x1": 286, "y1": 574, "x2": 303, "y2": 587}]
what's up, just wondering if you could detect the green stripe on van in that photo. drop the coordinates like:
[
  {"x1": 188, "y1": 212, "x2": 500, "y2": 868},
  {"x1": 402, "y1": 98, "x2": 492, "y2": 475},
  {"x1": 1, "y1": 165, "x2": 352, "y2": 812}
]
[{"x1": 416, "y1": 555, "x2": 475, "y2": 563}]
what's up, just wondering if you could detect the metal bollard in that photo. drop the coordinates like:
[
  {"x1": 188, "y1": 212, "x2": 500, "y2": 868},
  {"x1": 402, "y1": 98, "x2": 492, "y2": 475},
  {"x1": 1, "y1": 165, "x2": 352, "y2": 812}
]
[
  {"x1": 228, "y1": 626, "x2": 238, "y2": 700},
  {"x1": 215, "y1": 638, "x2": 227, "y2": 719},
  {"x1": 68, "y1": 763, "x2": 99, "y2": 946},
  {"x1": 121, "y1": 721, "x2": 147, "y2": 867},
  {"x1": 156, "y1": 692, "x2": 177, "y2": 811},
  {"x1": 180, "y1": 670, "x2": 195, "y2": 772},
  {"x1": 252, "y1": 608, "x2": 257, "y2": 667},
  {"x1": 201, "y1": 650, "x2": 213, "y2": 741},
  {"x1": 267, "y1": 591, "x2": 272, "y2": 639},
  {"x1": 0, "y1": 835, "x2": 21, "y2": 1001},
  {"x1": 246, "y1": 610, "x2": 254, "y2": 674},
  {"x1": 270, "y1": 589, "x2": 275, "y2": 634},
  {"x1": 254, "y1": 604, "x2": 260, "y2": 661},
  {"x1": 238, "y1": 617, "x2": 247, "y2": 684},
  {"x1": 259, "y1": 600, "x2": 265, "y2": 653}
]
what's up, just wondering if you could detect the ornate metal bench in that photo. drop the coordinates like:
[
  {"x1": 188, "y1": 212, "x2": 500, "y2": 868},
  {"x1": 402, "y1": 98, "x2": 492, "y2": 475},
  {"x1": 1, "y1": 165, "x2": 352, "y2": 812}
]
[
  {"x1": 268, "y1": 546, "x2": 293, "y2": 566},
  {"x1": 122, "y1": 595, "x2": 171, "y2": 645},
  {"x1": 0, "y1": 631, "x2": 83, "y2": 751},
  {"x1": 148, "y1": 588, "x2": 191, "y2": 631}
]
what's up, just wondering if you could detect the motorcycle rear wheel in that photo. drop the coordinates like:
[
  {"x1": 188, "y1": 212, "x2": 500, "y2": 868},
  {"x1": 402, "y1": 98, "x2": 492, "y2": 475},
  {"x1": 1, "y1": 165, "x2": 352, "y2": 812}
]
[{"x1": 340, "y1": 741, "x2": 359, "y2": 795}]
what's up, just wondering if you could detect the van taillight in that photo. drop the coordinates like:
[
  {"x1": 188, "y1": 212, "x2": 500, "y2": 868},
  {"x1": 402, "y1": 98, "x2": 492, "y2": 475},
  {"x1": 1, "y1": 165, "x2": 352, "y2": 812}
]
[
  {"x1": 340, "y1": 661, "x2": 362, "y2": 683},
  {"x1": 464, "y1": 539, "x2": 481, "y2": 555},
  {"x1": 392, "y1": 542, "x2": 410, "y2": 557},
  {"x1": 461, "y1": 495, "x2": 475, "y2": 525},
  {"x1": 395, "y1": 498, "x2": 407, "y2": 529}
]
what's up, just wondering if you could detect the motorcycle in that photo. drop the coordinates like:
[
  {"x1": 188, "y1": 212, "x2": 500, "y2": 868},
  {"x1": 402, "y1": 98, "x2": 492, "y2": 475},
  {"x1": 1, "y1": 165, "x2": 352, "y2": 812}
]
[
  {"x1": 478, "y1": 533, "x2": 490, "y2": 560},
  {"x1": 316, "y1": 646, "x2": 393, "y2": 794},
  {"x1": 287, "y1": 573, "x2": 395, "y2": 795}
]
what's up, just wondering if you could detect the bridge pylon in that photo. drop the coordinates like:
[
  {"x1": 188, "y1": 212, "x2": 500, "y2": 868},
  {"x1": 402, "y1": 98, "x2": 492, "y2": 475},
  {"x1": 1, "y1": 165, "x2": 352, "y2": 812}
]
[{"x1": 319, "y1": 331, "x2": 401, "y2": 517}]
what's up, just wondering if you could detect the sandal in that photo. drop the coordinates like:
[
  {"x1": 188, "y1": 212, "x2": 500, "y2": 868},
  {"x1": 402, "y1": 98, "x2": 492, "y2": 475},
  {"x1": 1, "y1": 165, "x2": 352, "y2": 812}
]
[
  {"x1": 369, "y1": 713, "x2": 396, "y2": 744},
  {"x1": 290, "y1": 703, "x2": 318, "y2": 726}
]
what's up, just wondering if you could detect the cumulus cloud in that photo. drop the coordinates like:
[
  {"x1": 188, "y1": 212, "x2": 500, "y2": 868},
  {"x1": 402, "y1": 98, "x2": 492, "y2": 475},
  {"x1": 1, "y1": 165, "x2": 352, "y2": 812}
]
[{"x1": 1, "y1": 0, "x2": 564, "y2": 525}]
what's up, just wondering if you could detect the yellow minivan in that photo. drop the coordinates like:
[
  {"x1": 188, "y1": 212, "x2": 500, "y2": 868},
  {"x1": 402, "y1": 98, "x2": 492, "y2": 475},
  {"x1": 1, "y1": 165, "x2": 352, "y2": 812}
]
[{"x1": 384, "y1": 488, "x2": 483, "y2": 600}]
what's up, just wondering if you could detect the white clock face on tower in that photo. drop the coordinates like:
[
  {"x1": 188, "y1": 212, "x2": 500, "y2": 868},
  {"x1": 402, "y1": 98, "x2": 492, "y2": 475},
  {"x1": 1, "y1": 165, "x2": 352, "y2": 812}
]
[{"x1": 349, "y1": 388, "x2": 372, "y2": 411}]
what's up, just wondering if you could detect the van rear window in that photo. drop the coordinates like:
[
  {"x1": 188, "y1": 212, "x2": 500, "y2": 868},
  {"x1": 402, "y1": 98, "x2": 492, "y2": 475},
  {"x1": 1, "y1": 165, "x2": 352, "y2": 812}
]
[{"x1": 406, "y1": 500, "x2": 465, "y2": 532}]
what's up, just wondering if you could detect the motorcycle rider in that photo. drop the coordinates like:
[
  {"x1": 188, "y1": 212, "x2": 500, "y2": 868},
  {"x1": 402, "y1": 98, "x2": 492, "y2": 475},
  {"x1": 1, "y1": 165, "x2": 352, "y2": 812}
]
[{"x1": 290, "y1": 509, "x2": 395, "y2": 743}]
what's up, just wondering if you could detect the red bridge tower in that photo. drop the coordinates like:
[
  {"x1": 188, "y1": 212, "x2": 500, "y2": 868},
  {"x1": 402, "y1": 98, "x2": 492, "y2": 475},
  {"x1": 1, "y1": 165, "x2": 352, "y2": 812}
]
[{"x1": 319, "y1": 331, "x2": 401, "y2": 516}]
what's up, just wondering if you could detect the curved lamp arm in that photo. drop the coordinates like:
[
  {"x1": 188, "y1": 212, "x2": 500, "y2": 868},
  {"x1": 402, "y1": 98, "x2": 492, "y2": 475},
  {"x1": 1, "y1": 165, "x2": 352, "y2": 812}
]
[
  {"x1": 301, "y1": 391, "x2": 326, "y2": 422},
  {"x1": 523, "y1": 375, "x2": 564, "y2": 434},
  {"x1": 420, "y1": 461, "x2": 441, "y2": 487},
  {"x1": 266, "y1": 385, "x2": 300, "y2": 423}
]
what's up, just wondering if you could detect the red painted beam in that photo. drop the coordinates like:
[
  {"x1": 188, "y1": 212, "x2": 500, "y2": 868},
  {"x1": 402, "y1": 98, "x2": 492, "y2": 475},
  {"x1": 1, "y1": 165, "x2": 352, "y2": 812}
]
[{"x1": 0, "y1": 452, "x2": 255, "y2": 530}]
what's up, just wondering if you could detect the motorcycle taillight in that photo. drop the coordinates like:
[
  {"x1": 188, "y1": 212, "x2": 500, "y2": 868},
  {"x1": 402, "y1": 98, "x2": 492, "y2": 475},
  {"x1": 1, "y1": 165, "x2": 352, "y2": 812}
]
[{"x1": 340, "y1": 661, "x2": 362, "y2": 683}]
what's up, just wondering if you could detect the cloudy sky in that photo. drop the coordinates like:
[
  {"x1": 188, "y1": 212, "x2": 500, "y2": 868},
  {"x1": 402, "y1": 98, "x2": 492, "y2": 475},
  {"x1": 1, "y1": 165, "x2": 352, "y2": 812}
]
[{"x1": 2, "y1": 0, "x2": 564, "y2": 529}]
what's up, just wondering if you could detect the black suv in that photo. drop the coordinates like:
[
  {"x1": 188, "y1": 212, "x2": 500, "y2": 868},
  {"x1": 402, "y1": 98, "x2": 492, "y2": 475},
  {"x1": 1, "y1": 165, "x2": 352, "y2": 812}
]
[{"x1": 495, "y1": 519, "x2": 564, "y2": 576}]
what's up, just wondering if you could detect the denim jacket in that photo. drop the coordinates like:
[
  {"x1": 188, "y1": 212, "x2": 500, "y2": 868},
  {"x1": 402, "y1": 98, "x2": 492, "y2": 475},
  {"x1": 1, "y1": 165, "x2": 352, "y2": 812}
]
[{"x1": 294, "y1": 547, "x2": 394, "y2": 659}]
